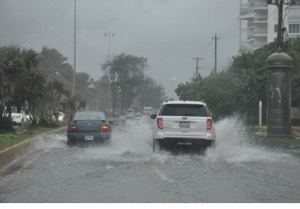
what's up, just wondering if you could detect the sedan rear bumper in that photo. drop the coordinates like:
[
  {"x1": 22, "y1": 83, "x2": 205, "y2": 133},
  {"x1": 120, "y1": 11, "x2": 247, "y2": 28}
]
[{"x1": 67, "y1": 132, "x2": 111, "y2": 143}]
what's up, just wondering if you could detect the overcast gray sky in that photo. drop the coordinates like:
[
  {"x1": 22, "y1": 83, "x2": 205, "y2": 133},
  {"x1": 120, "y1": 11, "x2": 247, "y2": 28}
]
[{"x1": 0, "y1": 0, "x2": 240, "y2": 97}]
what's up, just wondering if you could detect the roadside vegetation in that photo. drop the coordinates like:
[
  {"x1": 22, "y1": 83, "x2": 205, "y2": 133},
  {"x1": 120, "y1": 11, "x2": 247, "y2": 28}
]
[
  {"x1": 0, "y1": 45, "x2": 165, "y2": 148},
  {"x1": 0, "y1": 126, "x2": 53, "y2": 151},
  {"x1": 0, "y1": 45, "x2": 85, "y2": 132},
  {"x1": 176, "y1": 39, "x2": 300, "y2": 124}
]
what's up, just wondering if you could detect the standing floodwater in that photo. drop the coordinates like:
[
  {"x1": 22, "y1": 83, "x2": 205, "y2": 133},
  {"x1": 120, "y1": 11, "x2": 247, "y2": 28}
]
[{"x1": 0, "y1": 117, "x2": 299, "y2": 202}]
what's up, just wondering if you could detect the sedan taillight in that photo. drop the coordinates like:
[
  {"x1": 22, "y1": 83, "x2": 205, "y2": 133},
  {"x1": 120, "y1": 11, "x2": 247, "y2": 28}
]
[
  {"x1": 206, "y1": 118, "x2": 213, "y2": 131},
  {"x1": 67, "y1": 124, "x2": 78, "y2": 133},
  {"x1": 100, "y1": 124, "x2": 111, "y2": 132},
  {"x1": 156, "y1": 118, "x2": 163, "y2": 129}
]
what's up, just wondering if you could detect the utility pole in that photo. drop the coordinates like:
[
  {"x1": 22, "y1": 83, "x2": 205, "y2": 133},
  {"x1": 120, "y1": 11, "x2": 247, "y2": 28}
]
[
  {"x1": 192, "y1": 57, "x2": 203, "y2": 79},
  {"x1": 265, "y1": 0, "x2": 294, "y2": 49},
  {"x1": 212, "y1": 34, "x2": 220, "y2": 74},
  {"x1": 277, "y1": 0, "x2": 284, "y2": 48},
  {"x1": 73, "y1": 0, "x2": 77, "y2": 96},
  {"x1": 104, "y1": 32, "x2": 115, "y2": 115}
]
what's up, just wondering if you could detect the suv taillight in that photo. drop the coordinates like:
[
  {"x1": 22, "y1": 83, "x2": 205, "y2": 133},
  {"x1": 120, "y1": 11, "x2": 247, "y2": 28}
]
[
  {"x1": 68, "y1": 124, "x2": 78, "y2": 133},
  {"x1": 206, "y1": 118, "x2": 213, "y2": 131},
  {"x1": 156, "y1": 118, "x2": 163, "y2": 129}
]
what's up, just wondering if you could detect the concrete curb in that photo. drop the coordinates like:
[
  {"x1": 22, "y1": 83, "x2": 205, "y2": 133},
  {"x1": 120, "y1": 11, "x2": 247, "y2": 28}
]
[{"x1": 0, "y1": 126, "x2": 67, "y2": 169}]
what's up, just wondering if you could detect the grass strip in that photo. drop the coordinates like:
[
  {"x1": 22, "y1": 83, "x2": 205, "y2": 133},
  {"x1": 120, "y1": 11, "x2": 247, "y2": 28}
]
[{"x1": 0, "y1": 122, "x2": 67, "y2": 151}]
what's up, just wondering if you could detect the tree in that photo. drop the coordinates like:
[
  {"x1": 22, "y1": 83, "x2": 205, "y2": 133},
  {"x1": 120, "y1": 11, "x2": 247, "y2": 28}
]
[
  {"x1": 102, "y1": 54, "x2": 148, "y2": 114},
  {"x1": 0, "y1": 45, "x2": 83, "y2": 130},
  {"x1": 137, "y1": 77, "x2": 166, "y2": 109},
  {"x1": 176, "y1": 39, "x2": 300, "y2": 124}
]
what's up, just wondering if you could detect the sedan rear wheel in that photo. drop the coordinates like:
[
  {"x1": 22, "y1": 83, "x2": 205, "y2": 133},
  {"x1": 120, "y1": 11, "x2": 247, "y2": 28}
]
[{"x1": 67, "y1": 139, "x2": 75, "y2": 146}]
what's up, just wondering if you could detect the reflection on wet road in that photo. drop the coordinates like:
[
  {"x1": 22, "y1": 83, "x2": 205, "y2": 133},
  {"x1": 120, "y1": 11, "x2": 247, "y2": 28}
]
[{"x1": 0, "y1": 117, "x2": 299, "y2": 202}]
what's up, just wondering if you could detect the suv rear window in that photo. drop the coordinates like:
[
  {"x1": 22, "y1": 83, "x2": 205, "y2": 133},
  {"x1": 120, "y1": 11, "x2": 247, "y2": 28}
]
[{"x1": 159, "y1": 104, "x2": 209, "y2": 117}]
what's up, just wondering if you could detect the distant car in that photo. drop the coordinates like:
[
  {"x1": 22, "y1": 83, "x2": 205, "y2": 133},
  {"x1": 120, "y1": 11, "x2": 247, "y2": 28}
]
[
  {"x1": 135, "y1": 112, "x2": 142, "y2": 117},
  {"x1": 67, "y1": 111, "x2": 112, "y2": 145},
  {"x1": 143, "y1": 107, "x2": 153, "y2": 116},
  {"x1": 151, "y1": 100, "x2": 216, "y2": 152},
  {"x1": 11, "y1": 112, "x2": 30, "y2": 125},
  {"x1": 106, "y1": 109, "x2": 113, "y2": 116},
  {"x1": 125, "y1": 109, "x2": 135, "y2": 119},
  {"x1": 52, "y1": 111, "x2": 66, "y2": 122}
]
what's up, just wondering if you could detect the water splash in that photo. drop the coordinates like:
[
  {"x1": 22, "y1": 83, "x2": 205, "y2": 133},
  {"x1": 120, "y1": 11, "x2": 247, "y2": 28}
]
[
  {"x1": 72, "y1": 118, "x2": 154, "y2": 162},
  {"x1": 206, "y1": 117, "x2": 295, "y2": 163},
  {"x1": 36, "y1": 116, "x2": 296, "y2": 165}
]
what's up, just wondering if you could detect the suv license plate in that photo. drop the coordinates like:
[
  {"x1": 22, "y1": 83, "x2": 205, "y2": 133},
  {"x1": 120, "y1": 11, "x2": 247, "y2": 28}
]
[
  {"x1": 85, "y1": 135, "x2": 94, "y2": 141},
  {"x1": 177, "y1": 142, "x2": 192, "y2": 145},
  {"x1": 179, "y1": 121, "x2": 190, "y2": 128}
]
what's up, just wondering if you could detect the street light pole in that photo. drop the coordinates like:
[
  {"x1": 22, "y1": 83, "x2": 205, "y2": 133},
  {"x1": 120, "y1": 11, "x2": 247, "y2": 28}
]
[
  {"x1": 171, "y1": 75, "x2": 176, "y2": 99},
  {"x1": 104, "y1": 32, "x2": 115, "y2": 114},
  {"x1": 73, "y1": 0, "x2": 77, "y2": 96},
  {"x1": 192, "y1": 57, "x2": 203, "y2": 79},
  {"x1": 104, "y1": 32, "x2": 115, "y2": 59}
]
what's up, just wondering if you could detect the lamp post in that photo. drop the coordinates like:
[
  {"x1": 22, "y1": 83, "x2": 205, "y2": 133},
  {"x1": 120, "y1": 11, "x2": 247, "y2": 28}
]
[
  {"x1": 104, "y1": 32, "x2": 115, "y2": 115},
  {"x1": 171, "y1": 75, "x2": 177, "y2": 99},
  {"x1": 72, "y1": 0, "x2": 77, "y2": 96},
  {"x1": 104, "y1": 32, "x2": 115, "y2": 59}
]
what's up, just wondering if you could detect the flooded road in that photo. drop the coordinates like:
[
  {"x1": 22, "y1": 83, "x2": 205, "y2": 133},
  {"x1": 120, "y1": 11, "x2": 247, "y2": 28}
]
[{"x1": 0, "y1": 118, "x2": 299, "y2": 202}]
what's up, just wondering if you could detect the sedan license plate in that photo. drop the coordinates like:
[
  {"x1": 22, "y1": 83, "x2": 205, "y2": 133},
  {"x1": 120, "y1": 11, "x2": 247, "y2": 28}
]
[
  {"x1": 179, "y1": 121, "x2": 190, "y2": 128},
  {"x1": 84, "y1": 135, "x2": 94, "y2": 141}
]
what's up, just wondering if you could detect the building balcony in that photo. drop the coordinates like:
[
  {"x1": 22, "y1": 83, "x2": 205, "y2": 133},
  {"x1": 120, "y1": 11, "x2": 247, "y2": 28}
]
[
  {"x1": 254, "y1": 2, "x2": 268, "y2": 10},
  {"x1": 253, "y1": 33, "x2": 268, "y2": 37},
  {"x1": 254, "y1": 16, "x2": 268, "y2": 23},
  {"x1": 247, "y1": 35, "x2": 255, "y2": 41},
  {"x1": 240, "y1": 3, "x2": 254, "y2": 15},
  {"x1": 254, "y1": 29, "x2": 268, "y2": 35}
]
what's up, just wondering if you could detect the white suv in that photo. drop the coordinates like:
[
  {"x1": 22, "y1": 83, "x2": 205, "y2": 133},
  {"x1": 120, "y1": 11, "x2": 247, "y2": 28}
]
[{"x1": 151, "y1": 100, "x2": 216, "y2": 151}]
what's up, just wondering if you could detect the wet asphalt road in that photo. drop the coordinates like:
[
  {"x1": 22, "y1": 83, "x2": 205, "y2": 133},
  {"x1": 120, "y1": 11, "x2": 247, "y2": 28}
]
[{"x1": 0, "y1": 118, "x2": 299, "y2": 203}]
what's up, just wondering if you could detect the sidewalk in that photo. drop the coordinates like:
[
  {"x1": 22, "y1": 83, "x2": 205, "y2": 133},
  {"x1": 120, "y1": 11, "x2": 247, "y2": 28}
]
[{"x1": 253, "y1": 126, "x2": 300, "y2": 149}]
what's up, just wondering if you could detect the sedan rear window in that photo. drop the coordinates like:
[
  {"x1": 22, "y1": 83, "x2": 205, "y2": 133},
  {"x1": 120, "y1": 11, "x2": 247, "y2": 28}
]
[
  {"x1": 159, "y1": 104, "x2": 209, "y2": 117},
  {"x1": 74, "y1": 112, "x2": 106, "y2": 121}
]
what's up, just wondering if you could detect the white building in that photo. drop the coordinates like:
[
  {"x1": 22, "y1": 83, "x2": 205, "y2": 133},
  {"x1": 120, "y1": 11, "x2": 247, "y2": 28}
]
[{"x1": 240, "y1": 0, "x2": 300, "y2": 51}]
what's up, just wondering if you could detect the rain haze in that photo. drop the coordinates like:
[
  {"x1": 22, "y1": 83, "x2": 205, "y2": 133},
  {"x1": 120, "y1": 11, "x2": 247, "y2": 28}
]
[
  {"x1": 1, "y1": 0, "x2": 300, "y2": 205},
  {"x1": 0, "y1": 0, "x2": 240, "y2": 97}
]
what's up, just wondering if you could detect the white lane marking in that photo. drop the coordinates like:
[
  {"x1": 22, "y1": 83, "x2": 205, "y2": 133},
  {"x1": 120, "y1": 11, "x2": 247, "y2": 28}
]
[{"x1": 153, "y1": 166, "x2": 175, "y2": 183}]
